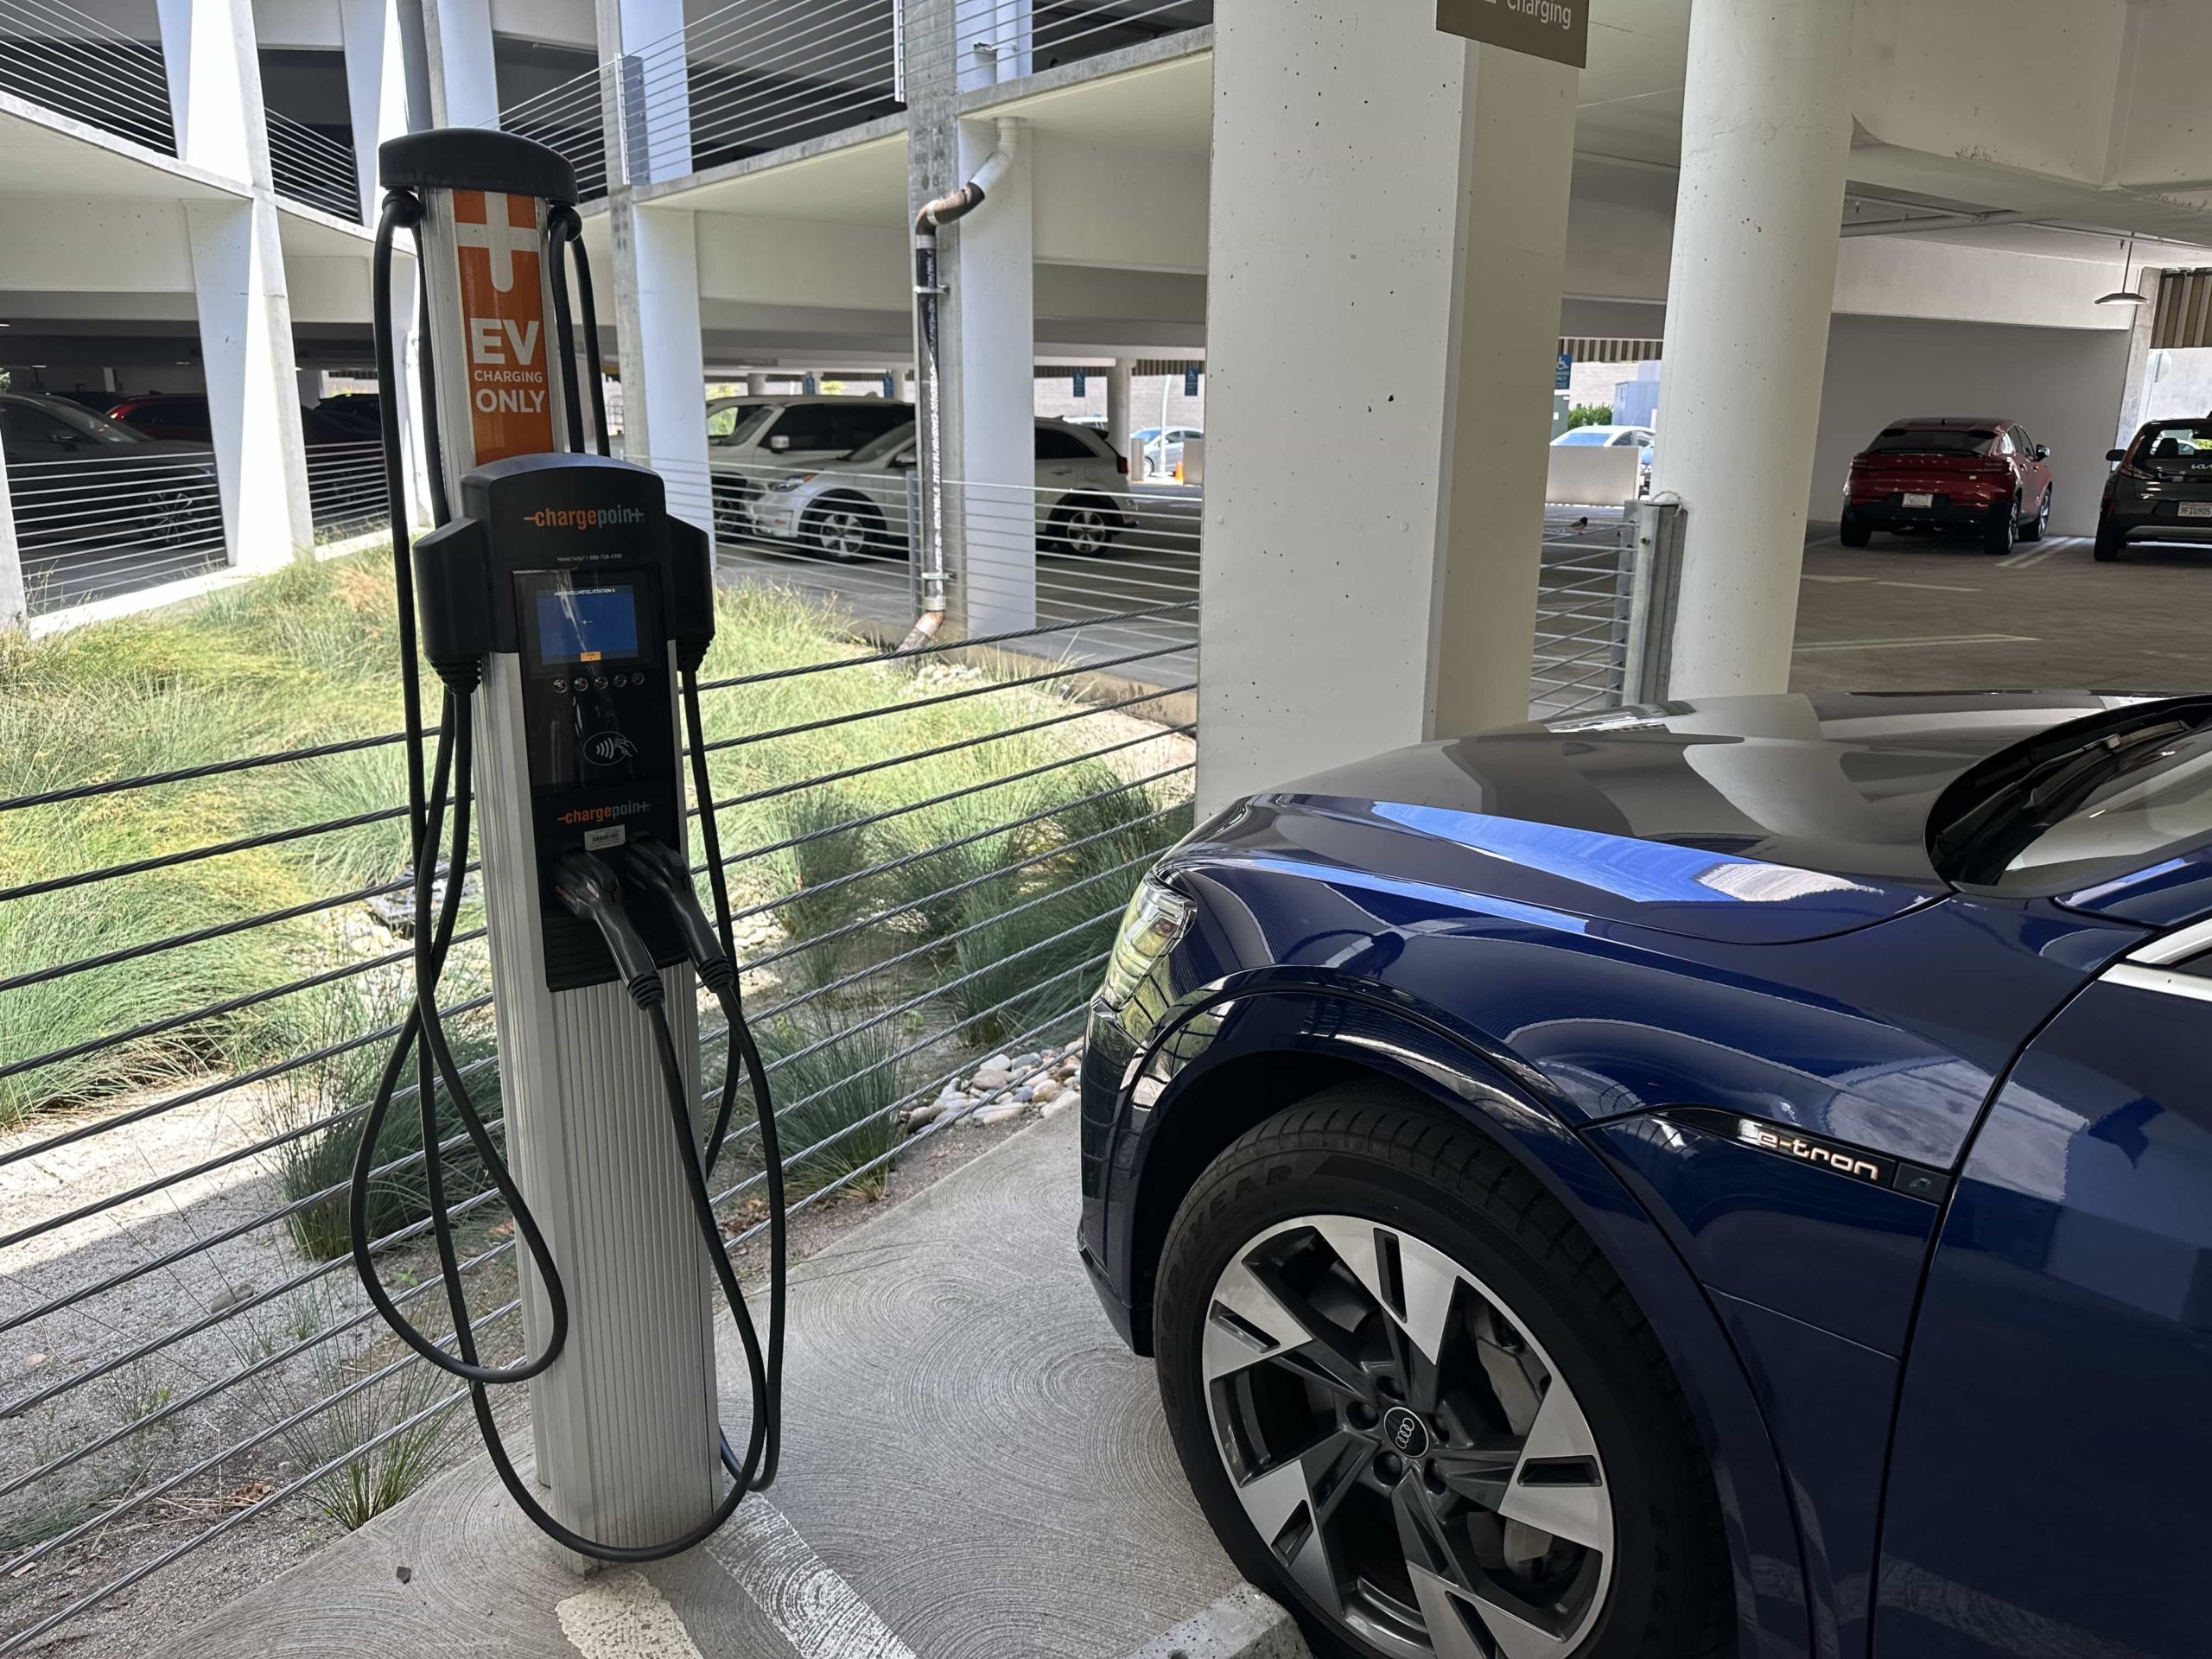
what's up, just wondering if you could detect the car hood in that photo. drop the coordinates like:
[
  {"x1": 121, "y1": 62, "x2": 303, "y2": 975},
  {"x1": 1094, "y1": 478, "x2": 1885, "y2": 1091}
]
[{"x1": 1199, "y1": 692, "x2": 2145, "y2": 945}]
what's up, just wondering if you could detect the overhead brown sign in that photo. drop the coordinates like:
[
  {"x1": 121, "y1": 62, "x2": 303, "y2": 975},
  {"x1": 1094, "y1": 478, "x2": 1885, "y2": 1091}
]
[{"x1": 1437, "y1": 0, "x2": 1589, "y2": 69}]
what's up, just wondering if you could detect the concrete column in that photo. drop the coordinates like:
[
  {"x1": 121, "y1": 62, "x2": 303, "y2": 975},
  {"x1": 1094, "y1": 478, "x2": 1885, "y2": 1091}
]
[
  {"x1": 1198, "y1": 2, "x2": 1567, "y2": 811},
  {"x1": 189, "y1": 200, "x2": 316, "y2": 567},
  {"x1": 605, "y1": 0, "x2": 691, "y2": 188},
  {"x1": 341, "y1": 0, "x2": 411, "y2": 221},
  {"x1": 0, "y1": 429, "x2": 25, "y2": 629},
  {"x1": 613, "y1": 207, "x2": 713, "y2": 536},
  {"x1": 1651, "y1": 0, "x2": 1853, "y2": 698},
  {"x1": 421, "y1": 0, "x2": 499, "y2": 128},
  {"x1": 1427, "y1": 48, "x2": 1576, "y2": 741},
  {"x1": 942, "y1": 116, "x2": 1034, "y2": 636},
  {"x1": 156, "y1": 0, "x2": 315, "y2": 569},
  {"x1": 1106, "y1": 357, "x2": 1134, "y2": 477},
  {"x1": 958, "y1": 0, "x2": 1032, "y2": 90}
]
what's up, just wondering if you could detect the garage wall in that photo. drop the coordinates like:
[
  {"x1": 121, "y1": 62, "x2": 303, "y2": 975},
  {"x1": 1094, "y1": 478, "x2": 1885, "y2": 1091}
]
[{"x1": 1809, "y1": 315, "x2": 2132, "y2": 536}]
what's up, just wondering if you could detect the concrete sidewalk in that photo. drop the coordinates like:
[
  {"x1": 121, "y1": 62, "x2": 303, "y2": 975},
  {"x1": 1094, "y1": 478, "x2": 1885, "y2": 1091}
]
[{"x1": 155, "y1": 1112, "x2": 1263, "y2": 1659}]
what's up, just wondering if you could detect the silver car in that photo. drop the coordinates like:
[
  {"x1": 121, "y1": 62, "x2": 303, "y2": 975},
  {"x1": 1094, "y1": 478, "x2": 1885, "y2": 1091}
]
[
  {"x1": 750, "y1": 417, "x2": 1135, "y2": 562},
  {"x1": 705, "y1": 393, "x2": 914, "y2": 538}
]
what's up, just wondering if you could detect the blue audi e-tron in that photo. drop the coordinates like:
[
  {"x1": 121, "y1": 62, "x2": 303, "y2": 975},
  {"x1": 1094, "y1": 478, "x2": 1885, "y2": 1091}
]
[{"x1": 1079, "y1": 690, "x2": 2212, "y2": 1659}]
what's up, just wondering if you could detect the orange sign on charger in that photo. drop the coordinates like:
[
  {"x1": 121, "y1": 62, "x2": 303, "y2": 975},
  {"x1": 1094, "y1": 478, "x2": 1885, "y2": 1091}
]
[{"x1": 452, "y1": 188, "x2": 555, "y2": 463}]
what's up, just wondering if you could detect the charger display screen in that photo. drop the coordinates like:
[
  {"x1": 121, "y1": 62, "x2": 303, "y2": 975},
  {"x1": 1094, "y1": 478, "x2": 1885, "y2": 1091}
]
[{"x1": 535, "y1": 585, "x2": 640, "y2": 665}]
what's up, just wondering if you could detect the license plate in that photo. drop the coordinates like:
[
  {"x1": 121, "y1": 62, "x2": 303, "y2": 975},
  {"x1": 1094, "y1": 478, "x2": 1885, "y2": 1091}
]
[
  {"x1": 2179, "y1": 501, "x2": 2212, "y2": 518},
  {"x1": 1902, "y1": 492, "x2": 1935, "y2": 508}
]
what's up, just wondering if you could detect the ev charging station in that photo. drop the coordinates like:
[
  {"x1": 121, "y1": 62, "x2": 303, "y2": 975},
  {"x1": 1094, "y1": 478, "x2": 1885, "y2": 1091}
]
[{"x1": 347, "y1": 130, "x2": 784, "y2": 1563}]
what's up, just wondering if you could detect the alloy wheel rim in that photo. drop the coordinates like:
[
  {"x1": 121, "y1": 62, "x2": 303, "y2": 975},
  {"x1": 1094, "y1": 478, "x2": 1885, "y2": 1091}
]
[
  {"x1": 1066, "y1": 509, "x2": 1108, "y2": 553},
  {"x1": 1202, "y1": 1215, "x2": 1613, "y2": 1659},
  {"x1": 823, "y1": 510, "x2": 869, "y2": 557}
]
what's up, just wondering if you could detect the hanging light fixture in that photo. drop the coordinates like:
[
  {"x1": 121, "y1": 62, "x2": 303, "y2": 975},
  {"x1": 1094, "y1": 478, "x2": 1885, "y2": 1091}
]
[{"x1": 2098, "y1": 238, "x2": 2151, "y2": 307}]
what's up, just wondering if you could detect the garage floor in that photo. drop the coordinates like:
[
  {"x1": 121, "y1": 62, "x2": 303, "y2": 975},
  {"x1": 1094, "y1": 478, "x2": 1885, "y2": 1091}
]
[
  {"x1": 1791, "y1": 527, "x2": 2209, "y2": 696},
  {"x1": 148, "y1": 1111, "x2": 1243, "y2": 1659}
]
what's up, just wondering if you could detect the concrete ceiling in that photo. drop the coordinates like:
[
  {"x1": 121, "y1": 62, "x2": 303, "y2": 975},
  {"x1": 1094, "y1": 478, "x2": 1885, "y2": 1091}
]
[
  {"x1": 656, "y1": 129, "x2": 908, "y2": 224},
  {"x1": 0, "y1": 102, "x2": 244, "y2": 201},
  {"x1": 982, "y1": 51, "x2": 1212, "y2": 155}
]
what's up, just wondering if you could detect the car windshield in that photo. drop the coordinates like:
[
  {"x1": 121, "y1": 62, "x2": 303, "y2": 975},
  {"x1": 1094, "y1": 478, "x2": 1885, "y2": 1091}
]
[
  {"x1": 1930, "y1": 700, "x2": 2212, "y2": 894},
  {"x1": 1554, "y1": 429, "x2": 1613, "y2": 446},
  {"x1": 847, "y1": 421, "x2": 918, "y2": 464},
  {"x1": 1866, "y1": 428, "x2": 1996, "y2": 456}
]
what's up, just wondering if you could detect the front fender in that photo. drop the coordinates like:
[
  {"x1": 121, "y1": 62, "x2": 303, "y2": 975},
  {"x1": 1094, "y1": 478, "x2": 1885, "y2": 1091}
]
[{"x1": 1084, "y1": 969, "x2": 1815, "y2": 1659}]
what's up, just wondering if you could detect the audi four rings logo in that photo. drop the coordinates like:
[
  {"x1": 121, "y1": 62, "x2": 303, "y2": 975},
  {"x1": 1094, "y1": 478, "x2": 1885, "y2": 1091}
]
[{"x1": 1381, "y1": 1407, "x2": 1430, "y2": 1458}]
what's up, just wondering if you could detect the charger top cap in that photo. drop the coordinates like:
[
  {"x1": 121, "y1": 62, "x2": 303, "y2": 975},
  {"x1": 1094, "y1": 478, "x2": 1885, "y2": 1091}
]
[{"x1": 379, "y1": 129, "x2": 579, "y2": 205}]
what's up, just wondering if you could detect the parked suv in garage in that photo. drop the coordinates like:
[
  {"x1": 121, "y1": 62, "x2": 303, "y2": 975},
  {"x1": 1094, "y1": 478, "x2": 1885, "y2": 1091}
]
[
  {"x1": 2096, "y1": 416, "x2": 2212, "y2": 563},
  {"x1": 750, "y1": 416, "x2": 1132, "y2": 561},
  {"x1": 705, "y1": 394, "x2": 912, "y2": 539},
  {"x1": 1841, "y1": 416, "x2": 2053, "y2": 554}
]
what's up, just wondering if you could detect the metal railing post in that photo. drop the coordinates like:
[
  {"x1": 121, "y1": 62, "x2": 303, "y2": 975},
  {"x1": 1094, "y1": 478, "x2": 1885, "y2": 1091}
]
[{"x1": 1622, "y1": 499, "x2": 1685, "y2": 707}]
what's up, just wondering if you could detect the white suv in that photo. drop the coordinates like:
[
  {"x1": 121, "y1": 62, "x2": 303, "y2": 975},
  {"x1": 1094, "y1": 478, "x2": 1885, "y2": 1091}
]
[
  {"x1": 750, "y1": 417, "x2": 1135, "y2": 561},
  {"x1": 706, "y1": 394, "x2": 914, "y2": 537}
]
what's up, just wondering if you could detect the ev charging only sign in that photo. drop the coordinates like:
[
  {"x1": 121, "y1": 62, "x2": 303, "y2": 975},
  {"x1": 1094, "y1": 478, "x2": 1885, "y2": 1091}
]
[
  {"x1": 451, "y1": 189, "x2": 556, "y2": 463},
  {"x1": 1436, "y1": 0, "x2": 1588, "y2": 68}
]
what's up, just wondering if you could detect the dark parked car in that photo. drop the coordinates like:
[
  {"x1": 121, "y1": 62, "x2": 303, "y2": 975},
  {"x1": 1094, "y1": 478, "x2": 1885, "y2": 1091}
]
[
  {"x1": 1841, "y1": 415, "x2": 2053, "y2": 553},
  {"x1": 104, "y1": 392, "x2": 386, "y2": 532},
  {"x1": 1083, "y1": 691, "x2": 2212, "y2": 1659},
  {"x1": 2096, "y1": 415, "x2": 2212, "y2": 562},
  {"x1": 0, "y1": 391, "x2": 222, "y2": 585}
]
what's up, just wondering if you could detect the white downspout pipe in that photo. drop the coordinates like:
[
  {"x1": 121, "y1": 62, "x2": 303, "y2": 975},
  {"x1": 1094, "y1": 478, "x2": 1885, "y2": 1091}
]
[{"x1": 904, "y1": 118, "x2": 1020, "y2": 653}]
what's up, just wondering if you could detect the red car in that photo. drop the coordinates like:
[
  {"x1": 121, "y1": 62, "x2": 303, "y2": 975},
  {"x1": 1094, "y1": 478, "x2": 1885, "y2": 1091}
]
[{"x1": 1840, "y1": 416, "x2": 2054, "y2": 555}]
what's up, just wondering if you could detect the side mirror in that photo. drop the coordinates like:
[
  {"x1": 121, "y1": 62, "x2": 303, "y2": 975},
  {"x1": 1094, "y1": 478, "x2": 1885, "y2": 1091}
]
[
  {"x1": 889, "y1": 451, "x2": 917, "y2": 469},
  {"x1": 2034, "y1": 444, "x2": 2051, "y2": 461},
  {"x1": 2107, "y1": 448, "x2": 2127, "y2": 463},
  {"x1": 766, "y1": 434, "x2": 791, "y2": 453}
]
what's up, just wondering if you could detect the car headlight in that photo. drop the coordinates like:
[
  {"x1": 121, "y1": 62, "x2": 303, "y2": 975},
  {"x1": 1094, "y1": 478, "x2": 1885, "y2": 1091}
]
[
  {"x1": 769, "y1": 474, "x2": 816, "y2": 492},
  {"x1": 1096, "y1": 875, "x2": 1195, "y2": 1015}
]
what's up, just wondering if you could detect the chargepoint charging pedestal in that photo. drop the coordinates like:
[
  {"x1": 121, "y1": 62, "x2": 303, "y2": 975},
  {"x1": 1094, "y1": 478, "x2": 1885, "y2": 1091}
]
[{"x1": 352, "y1": 129, "x2": 782, "y2": 1567}]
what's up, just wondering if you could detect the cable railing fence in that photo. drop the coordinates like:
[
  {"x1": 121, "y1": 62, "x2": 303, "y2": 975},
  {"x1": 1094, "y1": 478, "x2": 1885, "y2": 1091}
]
[
  {"x1": 305, "y1": 440, "x2": 389, "y2": 541},
  {"x1": 496, "y1": 0, "x2": 902, "y2": 198},
  {"x1": 5, "y1": 449, "x2": 225, "y2": 616},
  {"x1": 1530, "y1": 501, "x2": 1684, "y2": 719},
  {"x1": 0, "y1": 492, "x2": 1198, "y2": 1649},
  {"x1": 942, "y1": 0, "x2": 1211, "y2": 89},
  {"x1": 265, "y1": 109, "x2": 362, "y2": 222},
  {"x1": 0, "y1": 0, "x2": 173, "y2": 154}
]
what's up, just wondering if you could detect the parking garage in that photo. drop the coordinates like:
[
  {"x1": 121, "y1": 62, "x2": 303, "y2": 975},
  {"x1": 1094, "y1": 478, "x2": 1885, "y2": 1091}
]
[{"x1": 3, "y1": 3, "x2": 2212, "y2": 1658}]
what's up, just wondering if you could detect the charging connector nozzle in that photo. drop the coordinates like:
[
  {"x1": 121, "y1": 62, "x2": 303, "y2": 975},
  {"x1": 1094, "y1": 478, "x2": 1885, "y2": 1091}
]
[
  {"x1": 553, "y1": 852, "x2": 664, "y2": 1003},
  {"x1": 611, "y1": 838, "x2": 735, "y2": 992}
]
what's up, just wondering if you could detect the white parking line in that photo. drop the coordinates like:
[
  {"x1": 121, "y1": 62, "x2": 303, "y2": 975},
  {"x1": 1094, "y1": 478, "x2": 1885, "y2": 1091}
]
[
  {"x1": 705, "y1": 1499, "x2": 919, "y2": 1659},
  {"x1": 1996, "y1": 537, "x2": 2085, "y2": 570},
  {"x1": 1802, "y1": 574, "x2": 1876, "y2": 584},
  {"x1": 1874, "y1": 579, "x2": 1980, "y2": 593},
  {"x1": 558, "y1": 1572, "x2": 708, "y2": 1659},
  {"x1": 1796, "y1": 632, "x2": 2038, "y2": 653}
]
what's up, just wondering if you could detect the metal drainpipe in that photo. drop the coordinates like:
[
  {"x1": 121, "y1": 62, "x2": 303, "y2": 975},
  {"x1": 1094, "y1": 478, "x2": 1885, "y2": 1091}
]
[{"x1": 903, "y1": 118, "x2": 1020, "y2": 653}]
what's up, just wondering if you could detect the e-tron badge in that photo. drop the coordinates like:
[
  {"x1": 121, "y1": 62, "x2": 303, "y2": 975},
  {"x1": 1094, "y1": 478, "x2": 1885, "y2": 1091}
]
[{"x1": 1655, "y1": 1107, "x2": 1953, "y2": 1204}]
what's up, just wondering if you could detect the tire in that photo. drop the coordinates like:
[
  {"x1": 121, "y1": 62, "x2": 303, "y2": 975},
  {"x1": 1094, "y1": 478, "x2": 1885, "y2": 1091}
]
[
  {"x1": 1982, "y1": 498, "x2": 2018, "y2": 556},
  {"x1": 2018, "y1": 489, "x2": 2050, "y2": 543},
  {"x1": 712, "y1": 481, "x2": 750, "y2": 541},
  {"x1": 2094, "y1": 518, "x2": 2125, "y2": 563},
  {"x1": 1154, "y1": 1086, "x2": 1732, "y2": 1659},
  {"x1": 1838, "y1": 512, "x2": 1872, "y2": 549},
  {"x1": 1048, "y1": 495, "x2": 1121, "y2": 556},
  {"x1": 804, "y1": 494, "x2": 886, "y2": 563}
]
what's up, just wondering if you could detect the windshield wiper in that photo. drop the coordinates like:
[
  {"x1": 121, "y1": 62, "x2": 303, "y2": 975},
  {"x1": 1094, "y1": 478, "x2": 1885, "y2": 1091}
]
[{"x1": 1936, "y1": 715, "x2": 2209, "y2": 886}]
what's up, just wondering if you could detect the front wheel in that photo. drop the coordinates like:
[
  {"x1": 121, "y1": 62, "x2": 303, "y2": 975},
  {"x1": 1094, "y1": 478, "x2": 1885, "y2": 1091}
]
[
  {"x1": 804, "y1": 495, "x2": 886, "y2": 563},
  {"x1": 1048, "y1": 495, "x2": 1122, "y2": 556},
  {"x1": 1154, "y1": 1087, "x2": 1732, "y2": 1659}
]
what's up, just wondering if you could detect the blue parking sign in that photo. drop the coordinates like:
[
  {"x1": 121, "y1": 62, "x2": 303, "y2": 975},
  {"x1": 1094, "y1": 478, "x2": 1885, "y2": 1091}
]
[{"x1": 1555, "y1": 353, "x2": 1573, "y2": 391}]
